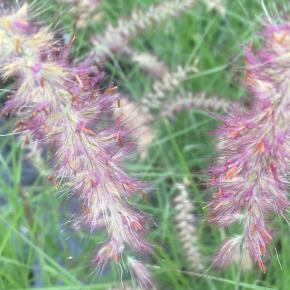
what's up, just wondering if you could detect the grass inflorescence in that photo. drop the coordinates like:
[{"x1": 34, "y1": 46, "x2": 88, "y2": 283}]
[{"x1": 0, "y1": 0, "x2": 289, "y2": 289}]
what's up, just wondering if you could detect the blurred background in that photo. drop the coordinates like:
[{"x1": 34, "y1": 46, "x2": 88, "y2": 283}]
[{"x1": 0, "y1": 0, "x2": 289, "y2": 289}]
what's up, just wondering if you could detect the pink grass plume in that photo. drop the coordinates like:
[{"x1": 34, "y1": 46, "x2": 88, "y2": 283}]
[
  {"x1": 0, "y1": 3, "x2": 154, "y2": 288},
  {"x1": 207, "y1": 21, "x2": 290, "y2": 272}
]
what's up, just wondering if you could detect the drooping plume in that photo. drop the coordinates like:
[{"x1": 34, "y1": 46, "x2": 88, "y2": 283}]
[
  {"x1": 164, "y1": 92, "x2": 231, "y2": 119},
  {"x1": 208, "y1": 21, "x2": 290, "y2": 272},
  {"x1": 0, "y1": 3, "x2": 154, "y2": 288},
  {"x1": 173, "y1": 183, "x2": 204, "y2": 272},
  {"x1": 92, "y1": 0, "x2": 196, "y2": 62},
  {"x1": 123, "y1": 47, "x2": 170, "y2": 79},
  {"x1": 142, "y1": 63, "x2": 198, "y2": 109}
]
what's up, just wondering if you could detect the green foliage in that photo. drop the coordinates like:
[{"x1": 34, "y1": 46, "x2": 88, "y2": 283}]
[{"x1": 0, "y1": 0, "x2": 289, "y2": 289}]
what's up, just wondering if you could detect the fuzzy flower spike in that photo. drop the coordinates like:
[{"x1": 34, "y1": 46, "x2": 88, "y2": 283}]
[
  {"x1": 208, "y1": 21, "x2": 290, "y2": 272},
  {"x1": 0, "y1": 3, "x2": 154, "y2": 289}
]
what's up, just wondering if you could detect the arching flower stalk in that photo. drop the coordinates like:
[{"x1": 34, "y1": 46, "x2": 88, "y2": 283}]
[
  {"x1": 0, "y1": 3, "x2": 154, "y2": 288},
  {"x1": 173, "y1": 183, "x2": 204, "y2": 271},
  {"x1": 123, "y1": 46, "x2": 170, "y2": 79},
  {"x1": 142, "y1": 63, "x2": 198, "y2": 109},
  {"x1": 164, "y1": 92, "x2": 231, "y2": 119},
  {"x1": 208, "y1": 21, "x2": 290, "y2": 271},
  {"x1": 92, "y1": 0, "x2": 196, "y2": 62},
  {"x1": 141, "y1": 61, "x2": 230, "y2": 118}
]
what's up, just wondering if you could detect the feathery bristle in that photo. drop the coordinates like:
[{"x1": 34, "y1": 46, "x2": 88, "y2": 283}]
[
  {"x1": 173, "y1": 183, "x2": 204, "y2": 272},
  {"x1": 92, "y1": 0, "x2": 196, "y2": 62},
  {"x1": 124, "y1": 47, "x2": 169, "y2": 79},
  {"x1": 164, "y1": 92, "x2": 232, "y2": 118},
  {"x1": 208, "y1": 21, "x2": 290, "y2": 272},
  {"x1": 113, "y1": 96, "x2": 155, "y2": 159},
  {"x1": 0, "y1": 3, "x2": 153, "y2": 286},
  {"x1": 143, "y1": 63, "x2": 198, "y2": 109}
]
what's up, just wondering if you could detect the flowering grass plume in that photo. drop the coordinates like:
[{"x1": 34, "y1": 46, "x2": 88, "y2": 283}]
[
  {"x1": 123, "y1": 47, "x2": 169, "y2": 79},
  {"x1": 113, "y1": 95, "x2": 155, "y2": 159},
  {"x1": 164, "y1": 92, "x2": 231, "y2": 119},
  {"x1": 142, "y1": 63, "x2": 198, "y2": 109},
  {"x1": 207, "y1": 21, "x2": 290, "y2": 272},
  {"x1": 173, "y1": 183, "x2": 204, "y2": 271},
  {"x1": 92, "y1": 0, "x2": 196, "y2": 63},
  {"x1": 0, "y1": 3, "x2": 154, "y2": 287},
  {"x1": 58, "y1": 0, "x2": 101, "y2": 29}
]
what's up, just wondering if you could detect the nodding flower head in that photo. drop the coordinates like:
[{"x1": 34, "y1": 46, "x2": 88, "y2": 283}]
[
  {"x1": 0, "y1": 3, "x2": 154, "y2": 287},
  {"x1": 208, "y1": 21, "x2": 290, "y2": 272}
]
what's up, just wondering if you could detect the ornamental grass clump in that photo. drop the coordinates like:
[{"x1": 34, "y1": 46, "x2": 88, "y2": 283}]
[
  {"x1": 208, "y1": 21, "x2": 290, "y2": 272},
  {"x1": 0, "y1": 3, "x2": 154, "y2": 288}
]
